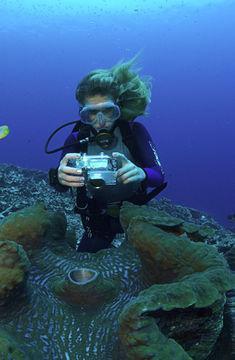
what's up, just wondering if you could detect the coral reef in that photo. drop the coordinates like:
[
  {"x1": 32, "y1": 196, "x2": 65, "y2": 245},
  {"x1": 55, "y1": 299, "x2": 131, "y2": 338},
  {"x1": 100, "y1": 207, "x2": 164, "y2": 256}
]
[
  {"x1": 0, "y1": 240, "x2": 30, "y2": 306},
  {"x1": 0, "y1": 163, "x2": 233, "y2": 251},
  {"x1": 0, "y1": 163, "x2": 84, "y2": 243},
  {"x1": 118, "y1": 202, "x2": 235, "y2": 360}
]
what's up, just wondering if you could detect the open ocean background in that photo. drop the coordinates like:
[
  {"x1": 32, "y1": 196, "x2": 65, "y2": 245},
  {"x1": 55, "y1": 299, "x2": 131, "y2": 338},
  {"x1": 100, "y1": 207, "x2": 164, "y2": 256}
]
[{"x1": 0, "y1": 0, "x2": 234, "y2": 228}]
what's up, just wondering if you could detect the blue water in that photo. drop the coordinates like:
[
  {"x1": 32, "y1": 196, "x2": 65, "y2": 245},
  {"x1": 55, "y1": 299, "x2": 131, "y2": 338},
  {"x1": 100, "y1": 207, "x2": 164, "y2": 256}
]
[{"x1": 0, "y1": 0, "x2": 234, "y2": 227}]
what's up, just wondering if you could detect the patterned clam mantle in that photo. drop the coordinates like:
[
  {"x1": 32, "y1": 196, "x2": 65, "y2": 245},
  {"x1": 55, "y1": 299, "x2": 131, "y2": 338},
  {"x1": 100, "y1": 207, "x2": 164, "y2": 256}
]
[{"x1": 1, "y1": 239, "x2": 145, "y2": 359}]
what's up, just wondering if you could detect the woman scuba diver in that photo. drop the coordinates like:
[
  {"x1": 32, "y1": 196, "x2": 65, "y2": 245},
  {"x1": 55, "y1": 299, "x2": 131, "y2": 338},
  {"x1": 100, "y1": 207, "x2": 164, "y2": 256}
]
[{"x1": 48, "y1": 55, "x2": 166, "y2": 253}]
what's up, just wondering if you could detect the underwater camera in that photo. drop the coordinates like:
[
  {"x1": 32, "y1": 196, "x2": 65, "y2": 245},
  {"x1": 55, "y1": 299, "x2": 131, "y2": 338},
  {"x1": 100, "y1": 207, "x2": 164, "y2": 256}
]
[{"x1": 68, "y1": 152, "x2": 120, "y2": 189}]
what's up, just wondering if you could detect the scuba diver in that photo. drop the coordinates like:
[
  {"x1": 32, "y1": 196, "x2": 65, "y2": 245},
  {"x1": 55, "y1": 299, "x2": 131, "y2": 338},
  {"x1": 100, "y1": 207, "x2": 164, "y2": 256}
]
[{"x1": 48, "y1": 56, "x2": 167, "y2": 253}]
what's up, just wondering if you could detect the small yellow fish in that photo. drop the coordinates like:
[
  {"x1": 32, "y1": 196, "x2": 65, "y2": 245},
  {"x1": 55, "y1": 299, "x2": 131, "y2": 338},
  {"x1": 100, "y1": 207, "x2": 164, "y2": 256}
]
[{"x1": 0, "y1": 125, "x2": 10, "y2": 140}]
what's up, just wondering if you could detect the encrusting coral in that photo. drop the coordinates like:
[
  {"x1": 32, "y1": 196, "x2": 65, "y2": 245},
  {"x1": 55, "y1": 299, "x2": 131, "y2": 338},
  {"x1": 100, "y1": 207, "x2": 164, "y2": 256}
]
[{"x1": 118, "y1": 202, "x2": 235, "y2": 360}]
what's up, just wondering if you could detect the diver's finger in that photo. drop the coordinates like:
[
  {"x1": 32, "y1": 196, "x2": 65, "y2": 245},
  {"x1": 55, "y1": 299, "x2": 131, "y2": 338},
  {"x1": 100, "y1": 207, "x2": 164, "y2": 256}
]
[
  {"x1": 59, "y1": 164, "x2": 83, "y2": 175},
  {"x1": 112, "y1": 152, "x2": 130, "y2": 166},
  {"x1": 116, "y1": 163, "x2": 135, "y2": 178},
  {"x1": 59, "y1": 174, "x2": 85, "y2": 185},
  {"x1": 60, "y1": 180, "x2": 85, "y2": 187},
  {"x1": 122, "y1": 168, "x2": 138, "y2": 181},
  {"x1": 60, "y1": 153, "x2": 81, "y2": 166},
  {"x1": 60, "y1": 174, "x2": 85, "y2": 183},
  {"x1": 117, "y1": 168, "x2": 138, "y2": 183},
  {"x1": 124, "y1": 171, "x2": 140, "y2": 183}
]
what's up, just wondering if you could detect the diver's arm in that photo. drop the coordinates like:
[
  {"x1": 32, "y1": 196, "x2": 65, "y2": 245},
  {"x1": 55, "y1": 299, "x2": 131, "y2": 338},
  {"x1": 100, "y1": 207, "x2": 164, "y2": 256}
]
[
  {"x1": 133, "y1": 122, "x2": 165, "y2": 189},
  {"x1": 49, "y1": 133, "x2": 82, "y2": 192}
]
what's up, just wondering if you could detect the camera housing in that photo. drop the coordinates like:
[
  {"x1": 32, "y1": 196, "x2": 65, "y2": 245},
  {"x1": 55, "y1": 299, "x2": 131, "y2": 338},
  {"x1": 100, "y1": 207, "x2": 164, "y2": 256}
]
[{"x1": 68, "y1": 152, "x2": 119, "y2": 188}]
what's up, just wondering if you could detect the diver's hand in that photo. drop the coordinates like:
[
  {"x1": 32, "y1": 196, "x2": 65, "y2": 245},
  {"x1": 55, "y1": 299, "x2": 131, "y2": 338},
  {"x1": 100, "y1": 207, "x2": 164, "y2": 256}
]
[
  {"x1": 58, "y1": 153, "x2": 85, "y2": 187},
  {"x1": 112, "y1": 152, "x2": 146, "y2": 184}
]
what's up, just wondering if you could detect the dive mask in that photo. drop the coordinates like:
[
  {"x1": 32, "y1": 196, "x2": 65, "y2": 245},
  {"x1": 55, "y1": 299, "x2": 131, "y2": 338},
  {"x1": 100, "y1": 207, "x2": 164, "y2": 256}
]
[{"x1": 79, "y1": 101, "x2": 121, "y2": 126}]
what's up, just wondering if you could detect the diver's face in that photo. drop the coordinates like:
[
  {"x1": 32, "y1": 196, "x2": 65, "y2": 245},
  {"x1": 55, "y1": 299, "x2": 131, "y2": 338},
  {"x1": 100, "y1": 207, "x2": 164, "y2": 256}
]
[{"x1": 84, "y1": 94, "x2": 116, "y2": 130}]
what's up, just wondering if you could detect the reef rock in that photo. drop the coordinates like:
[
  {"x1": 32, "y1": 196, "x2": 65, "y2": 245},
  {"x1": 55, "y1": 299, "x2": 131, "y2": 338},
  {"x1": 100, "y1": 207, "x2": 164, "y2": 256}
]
[
  {"x1": 0, "y1": 240, "x2": 30, "y2": 306},
  {"x1": 118, "y1": 202, "x2": 235, "y2": 360}
]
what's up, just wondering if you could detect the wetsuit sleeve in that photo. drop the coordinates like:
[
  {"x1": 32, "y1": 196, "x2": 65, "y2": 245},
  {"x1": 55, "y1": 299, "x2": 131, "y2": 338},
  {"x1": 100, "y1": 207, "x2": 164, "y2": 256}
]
[
  {"x1": 49, "y1": 132, "x2": 80, "y2": 193},
  {"x1": 133, "y1": 122, "x2": 165, "y2": 188}
]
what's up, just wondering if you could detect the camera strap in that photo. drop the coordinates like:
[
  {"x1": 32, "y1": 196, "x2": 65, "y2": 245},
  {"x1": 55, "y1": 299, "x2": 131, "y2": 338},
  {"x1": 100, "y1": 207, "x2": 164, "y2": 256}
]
[{"x1": 74, "y1": 185, "x2": 108, "y2": 216}]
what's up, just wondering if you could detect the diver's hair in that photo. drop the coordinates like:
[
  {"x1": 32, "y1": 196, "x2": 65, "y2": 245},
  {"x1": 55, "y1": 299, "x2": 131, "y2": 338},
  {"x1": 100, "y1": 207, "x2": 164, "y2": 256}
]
[{"x1": 76, "y1": 54, "x2": 152, "y2": 121}]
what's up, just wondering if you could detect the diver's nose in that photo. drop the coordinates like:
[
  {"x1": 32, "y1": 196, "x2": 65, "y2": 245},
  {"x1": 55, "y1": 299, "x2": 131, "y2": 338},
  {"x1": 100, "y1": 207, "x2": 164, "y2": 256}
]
[{"x1": 96, "y1": 112, "x2": 106, "y2": 128}]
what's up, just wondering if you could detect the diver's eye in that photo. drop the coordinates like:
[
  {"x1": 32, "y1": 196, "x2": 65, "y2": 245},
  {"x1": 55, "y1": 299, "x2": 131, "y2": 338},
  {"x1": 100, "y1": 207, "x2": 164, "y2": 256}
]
[
  {"x1": 89, "y1": 110, "x2": 99, "y2": 116},
  {"x1": 103, "y1": 108, "x2": 113, "y2": 116}
]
